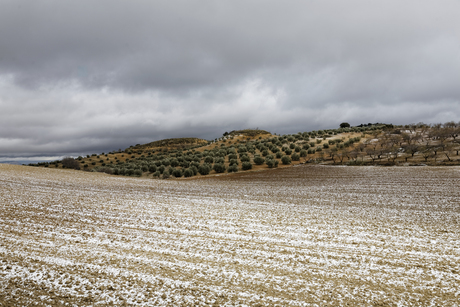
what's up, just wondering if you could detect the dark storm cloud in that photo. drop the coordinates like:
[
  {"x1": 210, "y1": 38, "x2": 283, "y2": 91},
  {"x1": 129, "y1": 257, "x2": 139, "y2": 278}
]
[{"x1": 1, "y1": 0, "x2": 460, "y2": 158}]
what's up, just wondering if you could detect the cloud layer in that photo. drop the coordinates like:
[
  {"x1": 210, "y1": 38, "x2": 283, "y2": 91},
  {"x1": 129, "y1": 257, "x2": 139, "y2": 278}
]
[{"x1": 1, "y1": 0, "x2": 460, "y2": 158}]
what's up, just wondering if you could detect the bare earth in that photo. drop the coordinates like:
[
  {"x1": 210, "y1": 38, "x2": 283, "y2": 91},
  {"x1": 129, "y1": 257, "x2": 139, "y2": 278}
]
[{"x1": 1, "y1": 164, "x2": 459, "y2": 306}]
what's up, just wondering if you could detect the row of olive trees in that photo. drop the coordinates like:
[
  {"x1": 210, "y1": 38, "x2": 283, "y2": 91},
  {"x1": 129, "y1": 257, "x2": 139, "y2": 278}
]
[{"x1": 31, "y1": 124, "x2": 386, "y2": 175}]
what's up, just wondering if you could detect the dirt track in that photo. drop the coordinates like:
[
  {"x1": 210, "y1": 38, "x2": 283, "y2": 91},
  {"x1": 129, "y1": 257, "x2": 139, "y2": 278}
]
[{"x1": 1, "y1": 164, "x2": 459, "y2": 306}]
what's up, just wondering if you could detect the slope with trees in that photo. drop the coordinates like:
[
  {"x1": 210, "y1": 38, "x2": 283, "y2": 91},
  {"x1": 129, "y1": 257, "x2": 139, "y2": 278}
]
[{"x1": 29, "y1": 122, "x2": 460, "y2": 178}]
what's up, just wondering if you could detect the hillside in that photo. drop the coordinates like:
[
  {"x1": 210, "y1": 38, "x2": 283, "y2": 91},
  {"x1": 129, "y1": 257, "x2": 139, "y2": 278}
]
[
  {"x1": 29, "y1": 122, "x2": 460, "y2": 178},
  {"x1": 132, "y1": 137, "x2": 208, "y2": 151}
]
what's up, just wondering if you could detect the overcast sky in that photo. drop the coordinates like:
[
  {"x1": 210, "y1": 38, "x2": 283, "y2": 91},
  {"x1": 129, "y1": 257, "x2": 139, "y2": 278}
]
[{"x1": 1, "y1": 0, "x2": 460, "y2": 160}]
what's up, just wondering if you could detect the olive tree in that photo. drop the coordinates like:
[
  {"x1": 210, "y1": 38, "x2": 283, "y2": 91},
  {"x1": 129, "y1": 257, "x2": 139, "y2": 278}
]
[
  {"x1": 242, "y1": 162, "x2": 252, "y2": 170},
  {"x1": 281, "y1": 155, "x2": 291, "y2": 165}
]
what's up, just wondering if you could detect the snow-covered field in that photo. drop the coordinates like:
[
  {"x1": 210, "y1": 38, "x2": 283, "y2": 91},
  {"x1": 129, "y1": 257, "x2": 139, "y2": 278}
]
[{"x1": 1, "y1": 164, "x2": 459, "y2": 306}]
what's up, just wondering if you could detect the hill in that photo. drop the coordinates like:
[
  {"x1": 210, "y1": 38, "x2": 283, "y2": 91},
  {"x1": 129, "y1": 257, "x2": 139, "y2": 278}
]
[
  {"x1": 29, "y1": 122, "x2": 460, "y2": 178},
  {"x1": 132, "y1": 137, "x2": 208, "y2": 151}
]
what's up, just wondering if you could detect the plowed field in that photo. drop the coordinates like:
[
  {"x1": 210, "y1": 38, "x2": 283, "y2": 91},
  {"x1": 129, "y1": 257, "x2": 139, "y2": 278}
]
[{"x1": 1, "y1": 164, "x2": 459, "y2": 306}]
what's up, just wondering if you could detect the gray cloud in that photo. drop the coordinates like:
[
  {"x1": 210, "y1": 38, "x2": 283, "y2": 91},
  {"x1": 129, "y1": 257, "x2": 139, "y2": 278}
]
[{"x1": 1, "y1": 0, "x2": 460, "y2": 158}]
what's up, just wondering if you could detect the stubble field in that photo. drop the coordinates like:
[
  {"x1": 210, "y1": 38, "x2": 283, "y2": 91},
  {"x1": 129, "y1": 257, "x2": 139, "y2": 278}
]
[{"x1": 0, "y1": 164, "x2": 459, "y2": 306}]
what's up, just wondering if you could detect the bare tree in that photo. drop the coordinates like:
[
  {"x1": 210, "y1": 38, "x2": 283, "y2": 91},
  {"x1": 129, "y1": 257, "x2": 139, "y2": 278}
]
[
  {"x1": 387, "y1": 145, "x2": 400, "y2": 162},
  {"x1": 402, "y1": 144, "x2": 419, "y2": 159},
  {"x1": 348, "y1": 150, "x2": 360, "y2": 162},
  {"x1": 443, "y1": 143, "x2": 455, "y2": 162},
  {"x1": 392, "y1": 134, "x2": 403, "y2": 146},
  {"x1": 421, "y1": 146, "x2": 434, "y2": 162},
  {"x1": 366, "y1": 148, "x2": 379, "y2": 163},
  {"x1": 356, "y1": 143, "x2": 366, "y2": 153}
]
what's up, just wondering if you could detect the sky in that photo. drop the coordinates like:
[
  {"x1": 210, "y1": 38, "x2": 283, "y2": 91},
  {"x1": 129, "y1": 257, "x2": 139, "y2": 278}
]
[{"x1": 1, "y1": 0, "x2": 460, "y2": 161}]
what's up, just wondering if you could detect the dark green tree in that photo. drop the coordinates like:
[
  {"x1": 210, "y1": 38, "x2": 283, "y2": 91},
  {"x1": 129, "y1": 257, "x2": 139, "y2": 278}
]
[
  {"x1": 281, "y1": 155, "x2": 292, "y2": 165},
  {"x1": 242, "y1": 162, "x2": 252, "y2": 170},
  {"x1": 253, "y1": 156, "x2": 265, "y2": 165},
  {"x1": 213, "y1": 163, "x2": 226, "y2": 173}
]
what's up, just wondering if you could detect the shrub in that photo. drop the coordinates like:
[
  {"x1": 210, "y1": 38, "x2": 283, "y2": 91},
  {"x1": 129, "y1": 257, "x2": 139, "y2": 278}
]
[
  {"x1": 289, "y1": 143, "x2": 295, "y2": 149},
  {"x1": 284, "y1": 148, "x2": 292, "y2": 155},
  {"x1": 204, "y1": 156, "x2": 214, "y2": 164},
  {"x1": 183, "y1": 169, "x2": 193, "y2": 177},
  {"x1": 153, "y1": 171, "x2": 160, "y2": 177},
  {"x1": 172, "y1": 169, "x2": 183, "y2": 178},
  {"x1": 291, "y1": 153, "x2": 300, "y2": 161},
  {"x1": 262, "y1": 150, "x2": 269, "y2": 156},
  {"x1": 193, "y1": 156, "x2": 201, "y2": 163},
  {"x1": 213, "y1": 163, "x2": 226, "y2": 173},
  {"x1": 281, "y1": 155, "x2": 292, "y2": 165},
  {"x1": 141, "y1": 165, "x2": 148, "y2": 172},
  {"x1": 228, "y1": 153, "x2": 238, "y2": 160},
  {"x1": 227, "y1": 165, "x2": 238, "y2": 172},
  {"x1": 190, "y1": 161, "x2": 200, "y2": 168},
  {"x1": 133, "y1": 169, "x2": 143, "y2": 177},
  {"x1": 215, "y1": 157, "x2": 225, "y2": 164},
  {"x1": 276, "y1": 152, "x2": 282, "y2": 159},
  {"x1": 162, "y1": 170, "x2": 170, "y2": 179},
  {"x1": 61, "y1": 157, "x2": 81, "y2": 170},
  {"x1": 253, "y1": 156, "x2": 265, "y2": 165},
  {"x1": 149, "y1": 165, "x2": 157, "y2": 173},
  {"x1": 158, "y1": 165, "x2": 165, "y2": 174},
  {"x1": 240, "y1": 155, "x2": 250, "y2": 162},
  {"x1": 242, "y1": 161, "x2": 252, "y2": 170},
  {"x1": 190, "y1": 165, "x2": 198, "y2": 175},
  {"x1": 229, "y1": 159, "x2": 239, "y2": 166},
  {"x1": 170, "y1": 158, "x2": 179, "y2": 167},
  {"x1": 198, "y1": 164, "x2": 211, "y2": 175},
  {"x1": 300, "y1": 149, "x2": 307, "y2": 157},
  {"x1": 265, "y1": 158, "x2": 279, "y2": 168}
]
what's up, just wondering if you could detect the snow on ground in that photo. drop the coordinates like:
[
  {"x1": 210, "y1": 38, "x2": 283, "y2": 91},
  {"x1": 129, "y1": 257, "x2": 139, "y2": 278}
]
[{"x1": 1, "y1": 164, "x2": 459, "y2": 306}]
